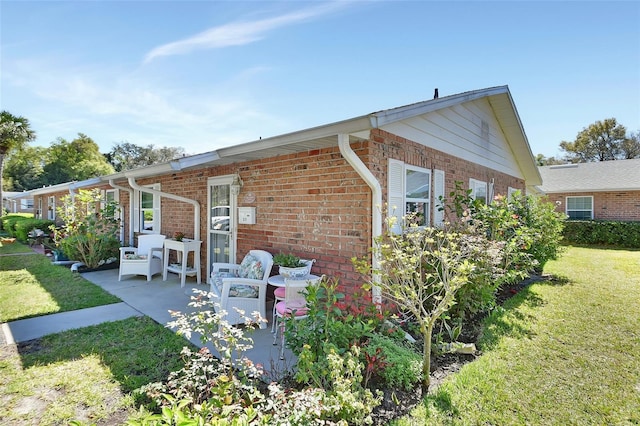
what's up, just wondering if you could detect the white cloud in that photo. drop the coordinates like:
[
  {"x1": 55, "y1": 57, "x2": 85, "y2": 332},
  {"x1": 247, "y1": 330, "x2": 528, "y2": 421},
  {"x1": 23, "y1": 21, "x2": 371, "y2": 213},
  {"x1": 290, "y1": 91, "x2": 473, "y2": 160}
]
[
  {"x1": 143, "y1": 2, "x2": 349, "y2": 63},
  {"x1": 5, "y1": 58, "x2": 288, "y2": 152}
]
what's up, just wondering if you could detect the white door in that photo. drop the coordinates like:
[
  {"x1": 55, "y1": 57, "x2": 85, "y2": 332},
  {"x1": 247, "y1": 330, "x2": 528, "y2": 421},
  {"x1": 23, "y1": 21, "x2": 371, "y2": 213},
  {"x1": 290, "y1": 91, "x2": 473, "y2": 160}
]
[{"x1": 207, "y1": 176, "x2": 237, "y2": 278}]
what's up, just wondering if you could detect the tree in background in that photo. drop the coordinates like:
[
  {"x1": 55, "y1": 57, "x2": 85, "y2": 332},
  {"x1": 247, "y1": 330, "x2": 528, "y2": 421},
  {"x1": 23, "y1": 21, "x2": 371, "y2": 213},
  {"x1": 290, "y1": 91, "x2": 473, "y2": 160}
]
[
  {"x1": 621, "y1": 131, "x2": 640, "y2": 159},
  {"x1": 42, "y1": 133, "x2": 115, "y2": 185},
  {"x1": 3, "y1": 146, "x2": 48, "y2": 191},
  {"x1": 0, "y1": 111, "x2": 36, "y2": 216},
  {"x1": 559, "y1": 118, "x2": 639, "y2": 162},
  {"x1": 535, "y1": 153, "x2": 564, "y2": 166},
  {"x1": 106, "y1": 142, "x2": 185, "y2": 172}
]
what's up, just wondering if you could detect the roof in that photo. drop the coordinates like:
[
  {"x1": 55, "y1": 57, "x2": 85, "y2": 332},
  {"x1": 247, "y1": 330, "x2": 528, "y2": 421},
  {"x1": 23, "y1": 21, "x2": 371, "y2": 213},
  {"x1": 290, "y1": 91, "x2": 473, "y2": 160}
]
[
  {"x1": 23, "y1": 85, "x2": 541, "y2": 194},
  {"x1": 538, "y1": 159, "x2": 640, "y2": 193}
]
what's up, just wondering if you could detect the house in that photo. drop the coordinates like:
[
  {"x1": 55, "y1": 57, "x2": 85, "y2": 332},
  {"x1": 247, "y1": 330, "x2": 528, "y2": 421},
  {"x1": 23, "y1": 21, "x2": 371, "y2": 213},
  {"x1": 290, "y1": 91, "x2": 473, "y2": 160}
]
[
  {"x1": 2, "y1": 191, "x2": 35, "y2": 215},
  {"x1": 538, "y1": 159, "x2": 640, "y2": 221},
  {"x1": 27, "y1": 86, "x2": 541, "y2": 294}
]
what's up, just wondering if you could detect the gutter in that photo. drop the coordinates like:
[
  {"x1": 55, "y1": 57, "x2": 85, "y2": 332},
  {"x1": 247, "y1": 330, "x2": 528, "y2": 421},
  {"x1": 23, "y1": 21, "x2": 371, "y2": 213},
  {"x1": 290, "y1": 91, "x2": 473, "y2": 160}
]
[
  {"x1": 337, "y1": 133, "x2": 382, "y2": 303},
  {"x1": 126, "y1": 176, "x2": 201, "y2": 241}
]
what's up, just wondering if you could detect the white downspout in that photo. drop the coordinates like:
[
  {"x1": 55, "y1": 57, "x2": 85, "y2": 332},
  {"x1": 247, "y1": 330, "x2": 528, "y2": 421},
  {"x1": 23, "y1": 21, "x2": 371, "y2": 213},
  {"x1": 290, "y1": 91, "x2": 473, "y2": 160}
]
[
  {"x1": 127, "y1": 177, "x2": 201, "y2": 241},
  {"x1": 337, "y1": 133, "x2": 383, "y2": 303},
  {"x1": 109, "y1": 180, "x2": 134, "y2": 245}
]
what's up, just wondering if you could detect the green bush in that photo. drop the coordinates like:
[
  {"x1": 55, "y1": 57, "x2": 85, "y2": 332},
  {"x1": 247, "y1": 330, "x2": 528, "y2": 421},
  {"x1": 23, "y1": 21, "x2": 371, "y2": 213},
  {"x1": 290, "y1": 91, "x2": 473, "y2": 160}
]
[
  {"x1": 13, "y1": 218, "x2": 56, "y2": 243},
  {"x1": 1, "y1": 214, "x2": 32, "y2": 237},
  {"x1": 365, "y1": 334, "x2": 422, "y2": 391},
  {"x1": 563, "y1": 220, "x2": 640, "y2": 248},
  {"x1": 440, "y1": 185, "x2": 566, "y2": 322},
  {"x1": 284, "y1": 277, "x2": 383, "y2": 388}
]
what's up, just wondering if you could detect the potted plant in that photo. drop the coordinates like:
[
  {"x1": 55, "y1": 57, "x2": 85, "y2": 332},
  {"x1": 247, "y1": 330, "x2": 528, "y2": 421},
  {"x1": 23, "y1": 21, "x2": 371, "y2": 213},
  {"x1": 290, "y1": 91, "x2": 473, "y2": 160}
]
[
  {"x1": 173, "y1": 231, "x2": 185, "y2": 242},
  {"x1": 273, "y1": 253, "x2": 314, "y2": 278}
]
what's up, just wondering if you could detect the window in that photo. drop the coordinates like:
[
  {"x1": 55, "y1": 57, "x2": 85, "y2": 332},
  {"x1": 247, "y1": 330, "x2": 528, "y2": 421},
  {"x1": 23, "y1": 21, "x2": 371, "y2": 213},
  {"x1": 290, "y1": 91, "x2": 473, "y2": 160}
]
[
  {"x1": 20, "y1": 198, "x2": 34, "y2": 209},
  {"x1": 134, "y1": 184, "x2": 160, "y2": 233},
  {"x1": 507, "y1": 186, "x2": 519, "y2": 200},
  {"x1": 47, "y1": 196, "x2": 56, "y2": 220},
  {"x1": 469, "y1": 179, "x2": 488, "y2": 204},
  {"x1": 566, "y1": 196, "x2": 593, "y2": 220},
  {"x1": 388, "y1": 159, "x2": 445, "y2": 230},
  {"x1": 103, "y1": 189, "x2": 119, "y2": 218}
]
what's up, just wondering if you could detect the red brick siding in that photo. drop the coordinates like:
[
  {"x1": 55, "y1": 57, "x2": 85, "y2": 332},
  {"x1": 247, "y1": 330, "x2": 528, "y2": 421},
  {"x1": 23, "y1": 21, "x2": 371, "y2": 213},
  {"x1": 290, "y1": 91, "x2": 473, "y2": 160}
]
[
  {"x1": 545, "y1": 191, "x2": 640, "y2": 221},
  {"x1": 129, "y1": 146, "x2": 371, "y2": 292}
]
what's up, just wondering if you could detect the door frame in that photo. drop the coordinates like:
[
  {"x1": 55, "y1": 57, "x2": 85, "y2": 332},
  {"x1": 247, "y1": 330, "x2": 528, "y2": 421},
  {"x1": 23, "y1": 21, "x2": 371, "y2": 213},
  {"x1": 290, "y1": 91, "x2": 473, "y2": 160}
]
[{"x1": 206, "y1": 175, "x2": 238, "y2": 281}]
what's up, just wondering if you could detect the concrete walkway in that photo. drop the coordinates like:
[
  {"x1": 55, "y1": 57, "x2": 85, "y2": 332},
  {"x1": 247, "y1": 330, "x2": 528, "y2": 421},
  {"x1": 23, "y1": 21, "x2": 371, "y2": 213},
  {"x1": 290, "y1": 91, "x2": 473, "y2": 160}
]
[
  {"x1": 2, "y1": 303, "x2": 142, "y2": 344},
  {"x1": 1, "y1": 252, "x2": 295, "y2": 376}
]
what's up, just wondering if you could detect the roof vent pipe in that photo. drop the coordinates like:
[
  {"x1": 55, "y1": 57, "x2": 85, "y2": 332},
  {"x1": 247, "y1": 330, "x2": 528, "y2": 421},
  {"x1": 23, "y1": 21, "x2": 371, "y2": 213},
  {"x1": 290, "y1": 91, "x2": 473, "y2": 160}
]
[{"x1": 127, "y1": 177, "x2": 201, "y2": 241}]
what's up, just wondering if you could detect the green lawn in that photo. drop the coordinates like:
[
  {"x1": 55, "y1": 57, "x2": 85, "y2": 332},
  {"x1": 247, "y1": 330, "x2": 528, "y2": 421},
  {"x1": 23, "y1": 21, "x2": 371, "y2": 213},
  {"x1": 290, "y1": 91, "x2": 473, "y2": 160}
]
[
  {"x1": 0, "y1": 316, "x2": 190, "y2": 425},
  {"x1": 0, "y1": 246, "x2": 120, "y2": 322},
  {"x1": 393, "y1": 246, "x2": 640, "y2": 425},
  {"x1": 0, "y1": 243, "x2": 192, "y2": 425},
  {"x1": 0, "y1": 239, "x2": 33, "y2": 255}
]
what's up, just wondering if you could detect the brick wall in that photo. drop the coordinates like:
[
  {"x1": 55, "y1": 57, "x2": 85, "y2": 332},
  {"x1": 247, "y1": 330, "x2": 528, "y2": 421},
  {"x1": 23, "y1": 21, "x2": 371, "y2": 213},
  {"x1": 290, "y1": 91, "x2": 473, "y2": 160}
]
[
  {"x1": 545, "y1": 191, "x2": 640, "y2": 221},
  {"x1": 129, "y1": 146, "x2": 371, "y2": 292},
  {"x1": 34, "y1": 129, "x2": 527, "y2": 297}
]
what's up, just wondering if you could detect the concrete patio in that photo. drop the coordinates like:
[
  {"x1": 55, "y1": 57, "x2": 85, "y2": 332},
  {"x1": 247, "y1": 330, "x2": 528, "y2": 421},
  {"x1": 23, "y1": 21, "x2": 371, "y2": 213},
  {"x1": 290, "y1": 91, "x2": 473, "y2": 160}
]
[{"x1": 82, "y1": 268, "x2": 296, "y2": 378}]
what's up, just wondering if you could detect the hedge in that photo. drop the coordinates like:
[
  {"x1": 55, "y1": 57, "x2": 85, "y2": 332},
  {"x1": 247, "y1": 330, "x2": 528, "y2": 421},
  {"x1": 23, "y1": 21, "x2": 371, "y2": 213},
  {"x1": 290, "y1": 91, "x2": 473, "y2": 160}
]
[
  {"x1": 1, "y1": 214, "x2": 33, "y2": 237},
  {"x1": 13, "y1": 219, "x2": 56, "y2": 243},
  {"x1": 562, "y1": 220, "x2": 640, "y2": 248}
]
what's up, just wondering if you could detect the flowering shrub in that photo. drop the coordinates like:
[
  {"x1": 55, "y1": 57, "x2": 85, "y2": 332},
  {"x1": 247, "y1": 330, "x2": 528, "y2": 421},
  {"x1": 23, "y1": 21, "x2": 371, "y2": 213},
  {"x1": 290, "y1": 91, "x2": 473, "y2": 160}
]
[
  {"x1": 132, "y1": 290, "x2": 382, "y2": 425},
  {"x1": 52, "y1": 189, "x2": 120, "y2": 268}
]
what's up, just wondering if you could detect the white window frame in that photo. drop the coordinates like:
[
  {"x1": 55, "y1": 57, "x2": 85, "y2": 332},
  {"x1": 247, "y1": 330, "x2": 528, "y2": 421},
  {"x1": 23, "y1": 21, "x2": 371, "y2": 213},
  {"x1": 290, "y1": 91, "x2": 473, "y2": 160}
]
[
  {"x1": 388, "y1": 159, "x2": 445, "y2": 231},
  {"x1": 103, "y1": 189, "x2": 123, "y2": 242},
  {"x1": 469, "y1": 179, "x2": 488, "y2": 205},
  {"x1": 566, "y1": 196, "x2": 593, "y2": 220},
  {"x1": 134, "y1": 184, "x2": 161, "y2": 233},
  {"x1": 507, "y1": 186, "x2": 519, "y2": 200},
  {"x1": 47, "y1": 196, "x2": 56, "y2": 220}
]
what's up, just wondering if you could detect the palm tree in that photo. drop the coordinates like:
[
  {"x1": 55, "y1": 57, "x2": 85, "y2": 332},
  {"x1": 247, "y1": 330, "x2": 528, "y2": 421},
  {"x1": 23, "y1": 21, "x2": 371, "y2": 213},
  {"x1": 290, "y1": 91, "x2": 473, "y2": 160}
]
[{"x1": 0, "y1": 111, "x2": 36, "y2": 217}]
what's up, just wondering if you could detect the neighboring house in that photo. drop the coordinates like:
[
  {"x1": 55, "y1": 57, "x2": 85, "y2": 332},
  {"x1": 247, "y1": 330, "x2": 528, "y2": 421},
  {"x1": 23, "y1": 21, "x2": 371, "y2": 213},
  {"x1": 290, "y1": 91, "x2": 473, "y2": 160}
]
[
  {"x1": 27, "y1": 86, "x2": 540, "y2": 294},
  {"x1": 538, "y1": 159, "x2": 640, "y2": 221},
  {"x1": 2, "y1": 191, "x2": 35, "y2": 215}
]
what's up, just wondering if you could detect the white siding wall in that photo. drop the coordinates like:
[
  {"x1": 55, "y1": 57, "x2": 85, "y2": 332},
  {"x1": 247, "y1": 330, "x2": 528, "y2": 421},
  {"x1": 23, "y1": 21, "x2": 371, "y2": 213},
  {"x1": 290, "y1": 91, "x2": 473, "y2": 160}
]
[{"x1": 381, "y1": 98, "x2": 525, "y2": 180}]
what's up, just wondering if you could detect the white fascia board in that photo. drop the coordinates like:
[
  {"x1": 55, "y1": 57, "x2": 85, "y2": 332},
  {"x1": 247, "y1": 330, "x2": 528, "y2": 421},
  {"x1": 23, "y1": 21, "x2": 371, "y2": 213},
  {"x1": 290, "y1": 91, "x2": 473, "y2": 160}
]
[
  {"x1": 69, "y1": 177, "x2": 103, "y2": 191},
  {"x1": 217, "y1": 115, "x2": 373, "y2": 157},
  {"x1": 27, "y1": 182, "x2": 75, "y2": 196},
  {"x1": 175, "y1": 152, "x2": 220, "y2": 169}
]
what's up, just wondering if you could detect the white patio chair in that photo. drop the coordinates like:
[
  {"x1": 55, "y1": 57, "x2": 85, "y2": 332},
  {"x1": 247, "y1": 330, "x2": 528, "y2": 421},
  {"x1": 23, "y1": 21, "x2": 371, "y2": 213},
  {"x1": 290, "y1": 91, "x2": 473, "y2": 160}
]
[
  {"x1": 272, "y1": 275, "x2": 322, "y2": 360},
  {"x1": 118, "y1": 234, "x2": 166, "y2": 281},
  {"x1": 209, "y1": 250, "x2": 273, "y2": 329}
]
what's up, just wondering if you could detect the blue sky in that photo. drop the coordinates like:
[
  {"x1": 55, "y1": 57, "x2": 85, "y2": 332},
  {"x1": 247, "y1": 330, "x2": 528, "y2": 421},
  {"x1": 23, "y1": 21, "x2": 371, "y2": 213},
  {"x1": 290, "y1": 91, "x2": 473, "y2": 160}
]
[{"x1": 2, "y1": 1, "x2": 639, "y2": 159}]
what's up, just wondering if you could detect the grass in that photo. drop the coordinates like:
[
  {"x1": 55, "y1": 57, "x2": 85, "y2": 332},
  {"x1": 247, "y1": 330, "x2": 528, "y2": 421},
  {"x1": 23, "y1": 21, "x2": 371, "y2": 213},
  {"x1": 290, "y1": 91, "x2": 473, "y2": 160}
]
[
  {"x1": 0, "y1": 245, "x2": 120, "y2": 322},
  {"x1": 0, "y1": 243, "x2": 195, "y2": 425},
  {"x1": 0, "y1": 239, "x2": 33, "y2": 255},
  {"x1": 392, "y1": 246, "x2": 640, "y2": 425},
  {"x1": 0, "y1": 316, "x2": 191, "y2": 425}
]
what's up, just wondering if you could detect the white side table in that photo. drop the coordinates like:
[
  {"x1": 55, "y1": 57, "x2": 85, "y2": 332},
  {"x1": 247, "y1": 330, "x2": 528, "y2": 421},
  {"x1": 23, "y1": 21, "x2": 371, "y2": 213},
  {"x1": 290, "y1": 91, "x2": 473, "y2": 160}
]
[{"x1": 163, "y1": 238, "x2": 202, "y2": 288}]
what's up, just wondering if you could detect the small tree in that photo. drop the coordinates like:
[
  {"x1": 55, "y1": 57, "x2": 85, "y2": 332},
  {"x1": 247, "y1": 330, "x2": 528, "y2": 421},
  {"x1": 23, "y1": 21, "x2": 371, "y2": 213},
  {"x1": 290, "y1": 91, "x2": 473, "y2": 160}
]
[
  {"x1": 354, "y1": 217, "x2": 473, "y2": 391},
  {"x1": 52, "y1": 189, "x2": 121, "y2": 268},
  {"x1": 0, "y1": 111, "x2": 36, "y2": 217}
]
